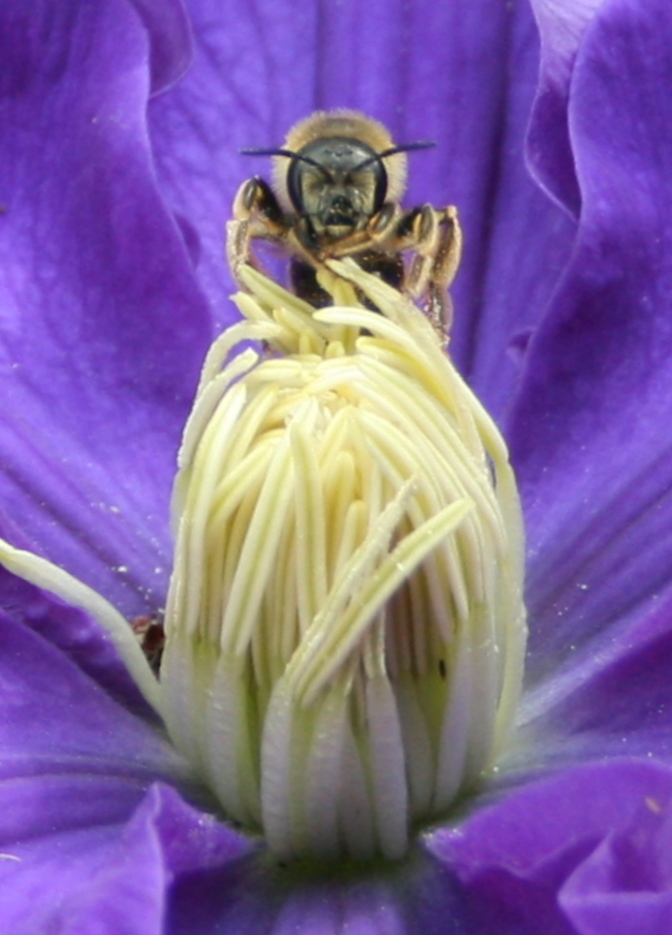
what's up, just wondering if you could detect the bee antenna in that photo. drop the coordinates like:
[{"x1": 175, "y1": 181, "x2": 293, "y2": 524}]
[
  {"x1": 240, "y1": 147, "x2": 295, "y2": 158},
  {"x1": 393, "y1": 140, "x2": 436, "y2": 154},
  {"x1": 240, "y1": 147, "x2": 327, "y2": 172}
]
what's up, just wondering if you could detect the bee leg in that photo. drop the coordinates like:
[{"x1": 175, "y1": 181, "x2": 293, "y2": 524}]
[
  {"x1": 367, "y1": 202, "x2": 404, "y2": 244},
  {"x1": 405, "y1": 205, "x2": 462, "y2": 338},
  {"x1": 226, "y1": 177, "x2": 290, "y2": 286},
  {"x1": 226, "y1": 216, "x2": 253, "y2": 284}
]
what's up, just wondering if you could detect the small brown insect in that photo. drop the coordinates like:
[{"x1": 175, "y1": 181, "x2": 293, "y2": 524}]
[
  {"x1": 131, "y1": 613, "x2": 165, "y2": 675},
  {"x1": 227, "y1": 109, "x2": 462, "y2": 333}
]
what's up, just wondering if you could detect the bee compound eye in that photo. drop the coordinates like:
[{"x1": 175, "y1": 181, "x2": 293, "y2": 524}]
[{"x1": 287, "y1": 160, "x2": 311, "y2": 214}]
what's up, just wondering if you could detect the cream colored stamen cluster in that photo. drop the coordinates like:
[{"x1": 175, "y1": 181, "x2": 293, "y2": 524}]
[{"x1": 160, "y1": 260, "x2": 526, "y2": 860}]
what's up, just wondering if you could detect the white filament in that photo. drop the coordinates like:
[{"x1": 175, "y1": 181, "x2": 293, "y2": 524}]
[{"x1": 0, "y1": 540, "x2": 161, "y2": 712}]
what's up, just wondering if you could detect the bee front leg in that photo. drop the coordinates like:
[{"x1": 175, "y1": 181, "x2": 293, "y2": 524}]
[
  {"x1": 367, "y1": 202, "x2": 404, "y2": 245},
  {"x1": 404, "y1": 205, "x2": 463, "y2": 337},
  {"x1": 226, "y1": 177, "x2": 290, "y2": 286}
]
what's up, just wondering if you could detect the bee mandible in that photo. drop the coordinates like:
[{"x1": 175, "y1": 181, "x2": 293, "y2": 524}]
[{"x1": 227, "y1": 110, "x2": 463, "y2": 333}]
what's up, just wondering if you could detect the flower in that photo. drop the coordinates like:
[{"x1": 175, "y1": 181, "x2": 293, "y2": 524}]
[{"x1": 1, "y1": 0, "x2": 672, "y2": 933}]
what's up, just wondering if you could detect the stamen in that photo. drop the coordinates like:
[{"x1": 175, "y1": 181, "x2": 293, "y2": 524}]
[{"x1": 160, "y1": 259, "x2": 527, "y2": 860}]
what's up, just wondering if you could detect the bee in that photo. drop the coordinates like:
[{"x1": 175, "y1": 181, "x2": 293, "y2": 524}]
[{"x1": 227, "y1": 109, "x2": 462, "y2": 332}]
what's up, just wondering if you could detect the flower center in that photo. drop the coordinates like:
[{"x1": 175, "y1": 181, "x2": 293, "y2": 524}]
[{"x1": 160, "y1": 261, "x2": 527, "y2": 860}]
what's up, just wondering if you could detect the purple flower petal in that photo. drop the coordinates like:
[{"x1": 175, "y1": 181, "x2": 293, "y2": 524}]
[
  {"x1": 0, "y1": 559, "x2": 150, "y2": 711},
  {"x1": 527, "y1": 0, "x2": 606, "y2": 213},
  {"x1": 448, "y1": 4, "x2": 576, "y2": 418},
  {"x1": 431, "y1": 759, "x2": 672, "y2": 935},
  {"x1": 561, "y1": 794, "x2": 672, "y2": 935},
  {"x1": 0, "y1": 607, "x2": 183, "y2": 782},
  {"x1": 0, "y1": 0, "x2": 212, "y2": 617},
  {"x1": 129, "y1": 0, "x2": 193, "y2": 94},
  {"x1": 509, "y1": 0, "x2": 672, "y2": 679},
  {"x1": 522, "y1": 590, "x2": 672, "y2": 766},
  {"x1": 0, "y1": 818, "x2": 158, "y2": 935},
  {"x1": 0, "y1": 782, "x2": 249, "y2": 935}
]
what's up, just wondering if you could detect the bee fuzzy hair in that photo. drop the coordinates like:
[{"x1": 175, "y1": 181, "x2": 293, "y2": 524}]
[{"x1": 272, "y1": 109, "x2": 408, "y2": 211}]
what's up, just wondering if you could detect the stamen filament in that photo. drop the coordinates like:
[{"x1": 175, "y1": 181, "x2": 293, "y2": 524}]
[
  {"x1": 0, "y1": 540, "x2": 161, "y2": 712},
  {"x1": 160, "y1": 259, "x2": 527, "y2": 859}
]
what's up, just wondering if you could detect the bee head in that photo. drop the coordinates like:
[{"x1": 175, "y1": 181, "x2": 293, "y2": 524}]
[{"x1": 242, "y1": 110, "x2": 434, "y2": 240}]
